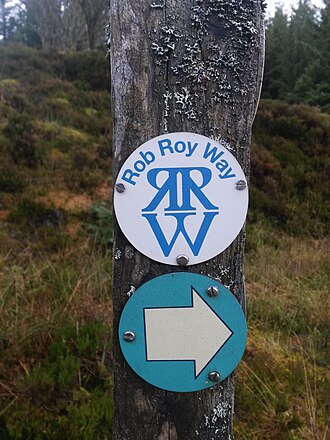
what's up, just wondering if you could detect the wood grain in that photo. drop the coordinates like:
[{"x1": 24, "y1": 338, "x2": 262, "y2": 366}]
[{"x1": 110, "y1": 1, "x2": 265, "y2": 438}]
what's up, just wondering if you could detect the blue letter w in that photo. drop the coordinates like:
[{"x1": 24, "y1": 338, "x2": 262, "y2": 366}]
[{"x1": 142, "y1": 211, "x2": 219, "y2": 257}]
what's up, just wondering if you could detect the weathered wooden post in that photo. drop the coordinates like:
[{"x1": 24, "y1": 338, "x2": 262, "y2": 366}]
[{"x1": 110, "y1": 1, "x2": 264, "y2": 438}]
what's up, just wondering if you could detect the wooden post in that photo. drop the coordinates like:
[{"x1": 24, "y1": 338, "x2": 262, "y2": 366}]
[{"x1": 110, "y1": 1, "x2": 265, "y2": 439}]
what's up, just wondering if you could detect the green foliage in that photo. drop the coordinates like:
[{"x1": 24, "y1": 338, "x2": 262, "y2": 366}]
[
  {"x1": 0, "y1": 44, "x2": 47, "y2": 83},
  {"x1": 236, "y1": 231, "x2": 329, "y2": 439},
  {"x1": 0, "y1": 167, "x2": 25, "y2": 193},
  {"x1": 85, "y1": 203, "x2": 113, "y2": 249},
  {"x1": 0, "y1": 78, "x2": 30, "y2": 113},
  {"x1": 36, "y1": 226, "x2": 72, "y2": 252},
  {"x1": 0, "y1": 43, "x2": 111, "y2": 213},
  {"x1": 4, "y1": 323, "x2": 113, "y2": 440},
  {"x1": 263, "y1": 1, "x2": 330, "y2": 111},
  {"x1": 263, "y1": 6, "x2": 290, "y2": 100},
  {"x1": 8, "y1": 198, "x2": 65, "y2": 228},
  {"x1": 4, "y1": 113, "x2": 40, "y2": 167},
  {"x1": 0, "y1": 44, "x2": 114, "y2": 440},
  {"x1": 62, "y1": 51, "x2": 110, "y2": 91},
  {"x1": 250, "y1": 100, "x2": 330, "y2": 237},
  {"x1": 66, "y1": 169, "x2": 104, "y2": 192},
  {"x1": 0, "y1": 41, "x2": 329, "y2": 440},
  {"x1": 0, "y1": 239, "x2": 113, "y2": 439}
]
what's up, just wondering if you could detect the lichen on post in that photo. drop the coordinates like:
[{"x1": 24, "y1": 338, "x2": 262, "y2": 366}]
[{"x1": 110, "y1": 1, "x2": 265, "y2": 438}]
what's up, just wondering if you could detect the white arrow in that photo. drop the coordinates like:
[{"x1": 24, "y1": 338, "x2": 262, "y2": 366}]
[{"x1": 144, "y1": 288, "x2": 233, "y2": 376}]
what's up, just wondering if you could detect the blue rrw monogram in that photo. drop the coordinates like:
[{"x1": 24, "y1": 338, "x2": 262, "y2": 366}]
[{"x1": 142, "y1": 167, "x2": 219, "y2": 257}]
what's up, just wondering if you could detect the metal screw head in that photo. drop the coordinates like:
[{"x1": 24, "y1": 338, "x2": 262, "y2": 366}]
[
  {"x1": 208, "y1": 371, "x2": 221, "y2": 383},
  {"x1": 123, "y1": 331, "x2": 136, "y2": 342},
  {"x1": 116, "y1": 183, "x2": 125, "y2": 193},
  {"x1": 236, "y1": 180, "x2": 247, "y2": 191},
  {"x1": 207, "y1": 286, "x2": 219, "y2": 297},
  {"x1": 176, "y1": 254, "x2": 189, "y2": 266}
]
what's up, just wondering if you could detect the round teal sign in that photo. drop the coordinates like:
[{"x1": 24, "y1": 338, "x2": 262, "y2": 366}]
[{"x1": 119, "y1": 272, "x2": 247, "y2": 392}]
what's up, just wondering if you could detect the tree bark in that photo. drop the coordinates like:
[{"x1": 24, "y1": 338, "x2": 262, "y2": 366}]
[{"x1": 110, "y1": 1, "x2": 265, "y2": 439}]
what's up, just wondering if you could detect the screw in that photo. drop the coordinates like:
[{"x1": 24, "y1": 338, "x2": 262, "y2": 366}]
[
  {"x1": 123, "y1": 331, "x2": 135, "y2": 342},
  {"x1": 207, "y1": 286, "x2": 219, "y2": 297},
  {"x1": 208, "y1": 371, "x2": 221, "y2": 383},
  {"x1": 236, "y1": 180, "x2": 246, "y2": 190},
  {"x1": 176, "y1": 254, "x2": 189, "y2": 266},
  {"x1": 116, "y1": 183, "x2": 125, "y2": 193}
]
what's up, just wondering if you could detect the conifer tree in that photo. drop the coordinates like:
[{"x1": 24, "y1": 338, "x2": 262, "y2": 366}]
[
  {"x1": 287, "y1": 0, "x2": 320, "y2": 95},
  {"x1": 263, "y1": 6, "x2": 290, "y2": 99}
]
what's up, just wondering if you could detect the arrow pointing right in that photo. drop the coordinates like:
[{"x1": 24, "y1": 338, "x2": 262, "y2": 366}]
[{"x1": 144, "y1": 287, "x2": 233, "y2": 377}]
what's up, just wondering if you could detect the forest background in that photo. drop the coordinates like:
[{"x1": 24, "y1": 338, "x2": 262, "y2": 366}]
[{"x1": 0, "y1": 0, "x2": 329, "y2": 439}]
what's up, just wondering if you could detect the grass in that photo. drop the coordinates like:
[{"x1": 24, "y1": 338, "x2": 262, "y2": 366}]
[
  {"x1": 0, "y1": 44, "x2": 329, "y2": 439},
  {"x1": 0, "y1": 238, "x2": 113, "y2": 439},
  {"x1": 235, "y1": 226, "x2": 329, "y2": 439},
  {"x1": 1, "y1": 223, "x2": 328, "y2": 439}
]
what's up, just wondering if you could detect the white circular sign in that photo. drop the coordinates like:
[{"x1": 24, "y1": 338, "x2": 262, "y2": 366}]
[{"x1": 114, "y1": 132, "x2": 248, "y2": 266}]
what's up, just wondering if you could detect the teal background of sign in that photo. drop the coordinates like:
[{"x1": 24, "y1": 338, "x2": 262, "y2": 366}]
[{"x1": 119, "y1": 272, "x2": 247, "y2": 392}]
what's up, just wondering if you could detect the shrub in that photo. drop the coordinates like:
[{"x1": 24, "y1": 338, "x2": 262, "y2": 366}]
[
  {"x1": 8, "y1": 198, "x2": 66, "y2": 228},
  {"x1": 251, "y1": 100, "x2": 330, "y2": 237},
  {"x1": 65, "y1": 169, "x2": 103, "y2": 192},
  {"x1": 70, "y1": 146, "x2": 96, "y2": 170},
  {"x1": 85, "y1": 203, "x2": 113, "y2": 249},
  {"x1": 4, "y1": 113, "x2": 40, "y2": 167},
  {"x1": 0, "y1": 44, "x2": 47, "y2": 84},
  {"x1": 0, "y1": 168, "x2": 25, "y2": 193},
  {"x1": 4, "y1": 322, "x2": 113, "y2": 440},
  {"x1": 61, "y1": 51, "x2": 110, "y2": 91}
]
